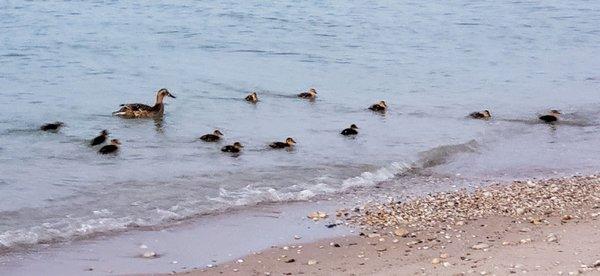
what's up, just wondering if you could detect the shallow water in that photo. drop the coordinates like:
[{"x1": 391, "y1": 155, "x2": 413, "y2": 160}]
[{"x1": 0, "y1": 1, "x2": 599, "y2": 251}]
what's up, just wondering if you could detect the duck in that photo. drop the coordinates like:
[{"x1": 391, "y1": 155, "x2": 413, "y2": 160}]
[
  {"x1": 200, "y1": 130, "x2": 224, "y2": 142},
  {"x1": 98, "y1": 139, "x2": 121, "y2": 154},
  {"x1": 90, "y1": 130, "x2": 109, "y2": 146},
  {"x1": 469, "y1": 110, "x2": 492, "y2": 119},
  {"x1": 341, "y1": 124, "x2": 359, "y2": 136},
  {"x1": 297, "y1": 88, "x2": 317, "y2": 99},
  {"x1": 112, "y1": 88, "x2": 176, "y2": 118},
  {"x1": 40, "y1": 122, "x2": 64, "y2": 132},
  {"x1": 245, "y1": 92, "x2": 258, "y2": 103},
  {"x1": 539, "y1": 110, "x2": 561, "y2": 123},
  {"x1": 221, "y1": 142, "x2": 243, "y2": 153},
  {"x1": 368, "y1": 101, "x2": 387, "y2": 112},
  {"x1": 269, "y1": 137, "x2": 297, "y2": 149}
]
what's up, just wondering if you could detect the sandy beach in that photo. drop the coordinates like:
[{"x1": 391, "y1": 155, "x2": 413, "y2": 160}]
[{"x1": 186, "y1": 175, "x2": 600, "y2": 276}]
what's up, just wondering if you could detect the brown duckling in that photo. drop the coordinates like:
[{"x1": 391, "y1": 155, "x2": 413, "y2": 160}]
[
  {"x1": 469, "y1": 110, "x2": 491, "y2": 119},
  {"x1": 368, "y1": 101, "x2": 387, "y2": 112},
  {"x1": 269, "y1": 137, "x2": 297, "y2": 149},
  {"x1": 341, "y1": 124, "x2": 359, "y2": 136},
  {"x1": 245, "y1": 92, "x2": 258, "y2": 103},
  {"x1": 221, "y1": 142, "x2": 243, "y2": 153},
  {"x1": 297, "y1": 88, "x2": 317, "y2": 99},
  {"x1": 539, "y1": 110, "x2": 561, "y2": 123},
  {"x1": 90, "y1": 130, "x2": 109, "y2": 146},
  {"x1": 40, "y1": 121, "x2": 64, "y2": 132},
  {"x1": 113, "y1": 88, "x2": 176, "y2": 118},
  {"x1": 98, "y1": 139, "x2": 121, "y2": 154},
  {"x1": 200, "y1": 130, "x2": 224, "y2": 142}
]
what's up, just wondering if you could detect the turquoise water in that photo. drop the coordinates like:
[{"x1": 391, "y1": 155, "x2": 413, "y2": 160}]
[{"x1": 0, "y1": 1, "x2": 599, "y2": 251}]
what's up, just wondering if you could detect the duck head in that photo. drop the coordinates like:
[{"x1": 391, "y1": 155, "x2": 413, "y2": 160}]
[
  {"x1": 379, "y1": 101, "x2": 387, "y2": 107},
  {"x1": 483, "y1": 110, "x2": 491, "y2": 117},
  {"x1": 286, "y1": 137, "x2": 297, "y2": 145},
  {"x1": 350, "y1": 124, "x2": 358, "y2": 129},
  {"x1": 549, "y1": 109, "x2": 561, "y2": 115},
  {"x1": 100, "y1": 129, "x2": 109, "y2": 136},
  {"x1": 156, "y1": 88, "x2": 176, "y2": 103},
  {"x1": 309, "y1": 88, "x2": 317, "y2": 95},
  {"x1": 213, "y1": 130, "x2": 224, "y2": 136},
  {"x1": 110, "y1": 139, "x2": 121, "y2": 145},
  {"x1": 233, "y1": 142, "x2": 244, "y2": 148}
]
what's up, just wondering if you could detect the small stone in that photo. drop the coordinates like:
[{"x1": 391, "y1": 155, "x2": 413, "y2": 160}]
[
  {"x1": 443, "y1": 262, "x2": 451, "y2": 267},
  {"x1": 516, "y1": 208, "x2": 525, "y2": 215},
  {"x1": 440, "y1": 253, "x2": 449, "y2": 259},
  {"x1": 284, "y1": 258, "x2": 295, "y2": 263},
  {"x1": 367, "y1": 233, "x2": 381, "y2": 238},
  {"x1": 520, "y1": 228, "x2": 531, "y2": 232},
  {"x1": 307, "y1": 259, "x2": 318, "y2": 265},
  {"x1": 294, "y1": 235, "x2": 302, "y2": 240},
  {"x1": 394, "y1": 228, "x2": 409, "y2": 237},
  {"x1": 592, "y1": 260, "x2": 600, "y2": 267},
  {"x1": 308, "y1": 211, "x2": 328, "y2": 221},
  {"x1": 471, "y1": 243, "x2": 490, "y2": 250},
  {"x1": 432, "y1": 258, "x2": 441, "y2": 264},
  {"x1": 142, "y1": 251, "x2": 157, "y2": 258},
  {"x1": 520, "y1": 238, "x2": 532, "y2": 244},
  {"x1": 236, "y1": 259, "x2": 244, "y2": 263}
]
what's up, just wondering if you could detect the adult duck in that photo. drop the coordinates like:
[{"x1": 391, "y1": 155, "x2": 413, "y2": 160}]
[
  {"x1": 113, "y1": 88, "x2": 176, "y2": 118},
  {"x1": 245, "y1": 92, "x2": 258, "y2": 103},
  {"x1": 40, "y1": 122, "x2": 64, "y2": 132},
  {"x1": 539, "y1": 110, "x2": 561, "y2": 123},
  {"x1": 90, "y1": 130, "x2": 109, "y2": 146},
  {"x1": 341, "y1": 124, "x2": 359, "y2": 136},
  {"x1": 297, "y1": 88, "x2": 317, "y2": 99},
  {"x1": 269, "y1": 137, "x2": 297, "y2": 149},
  {"x1": 369, "y1": 101, "x2": 387, "y2": 112},
  {"x1": 98, "y1": 139, "x2": 121, "y2": 154},
  {"x1": 221, "y1": 142, "x2": 243, "y2": 153},
  {"x1": 200, "y1": 130, "x2": 224, "y2": 142},
  {"x1": 469, "y1": 110, "x2": 491, "y2": 119}
]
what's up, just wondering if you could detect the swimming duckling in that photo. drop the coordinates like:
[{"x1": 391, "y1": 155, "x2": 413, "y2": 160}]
[
  {"x1": 539, "y1": 110, "x2": 561, "y2": 123},
  {"x1": 90, "y1": 130, "x2": 109, "y2": 146},
  {"x1": 469, "y1": 110, "x2": 492, "y2": 119},
  {"x1": 98, "y1": 139, "x2": 121, "y2": 154},
  {"x1": 113, "y1": 88, "x2": 176, "y2": 118},
  {"x1": 221, "y1": 142, "x2": 243, "y2": 153},
  {"x1": 245, "y1": 92, "x2": 258, "y2": 103},
  {"x1": 40, "y1": 122, "x2": 64, "y2": 132},
  {"x1": 297, "y1": 88, "x2": 317, "y2": 99},
  {"x1": 369, "y1": 101, "x2": 387, "y2": 112},
  {"x1": 341, "y1": 124, "x2": 359, "y2": 136},
  {"x1": 269, "y1": 137, "x2": 297, "y2": 149},
  {"x1": 200, "y1": 130, "x2": 224, "y2": 142}
]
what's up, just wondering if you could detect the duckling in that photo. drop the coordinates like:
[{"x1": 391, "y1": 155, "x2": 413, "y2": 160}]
[
  {"x1": 200, "y1": 130, "x2": 224, "y2": 142},
  {"x1": 469, "y1": 110, "x2": 492, "y2": 119},
  {"x1": 539, "y1": 110, "x2": 561, "y2": 123},
  {"x1": 245, "y1": 92, "x2": 258, "y2": 103},
  {"x1": 297, "y1": 88, "x2": 317, "y2": 99},
  {"x1": 98, "y1": 139, "x2": 121, "y2": 154},
  {"x1": 368, "y1": 101, "x2": 387, "y2": 112},
  {"x1": 90, "y1": 130, "x2": 109, "y2": 146},
  {"x1": 269, "y1": 137, "x2": 297, "y2": 149},
  {"x1": 40, "y1": 121, "x2": 64, "y2": 132},
  {"x1": 221, "y1": 142, "x2": 243, "y2": 153},
  {"x1": 113, "y1": 88, "x2": 176, "y2": 118},
  {"x1": 341, "y1": 124, "x2": 359, "y2": 136}
]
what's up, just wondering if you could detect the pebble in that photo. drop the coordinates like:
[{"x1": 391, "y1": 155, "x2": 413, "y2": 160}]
[
  {"x1": 440, "y1": 253, "x2": 449, "y2": 259},
  {"x1": 307, "y1": 259, "x2": 318, "y2": 265},
  {"x1": 142, "y1": 251, "x2": 157, "y2": 258},
  {"x1": 471, "y1": 243, "x2": 490, "y2": 250},
  {"x1": 431, "y1": 258, "x2": 441, "y2": 265},
  {"x1": 308, "y1": 211, "x2": 328, "y2": 221},
  {"x1": 394, "y1": 228, "x2": 409, "y2": 237}
]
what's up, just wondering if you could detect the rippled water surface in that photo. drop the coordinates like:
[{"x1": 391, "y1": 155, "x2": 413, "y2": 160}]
[{"x1": 0, "y1": 1, "x2": 599, "y2": 250}]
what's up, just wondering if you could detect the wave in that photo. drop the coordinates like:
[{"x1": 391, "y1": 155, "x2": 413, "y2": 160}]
[{"x1": 0, "y1": 140, "x2": 478, "y2": 253}]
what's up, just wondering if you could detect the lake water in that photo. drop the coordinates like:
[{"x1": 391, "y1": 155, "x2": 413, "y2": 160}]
[{"x1": 1, "y1": 0, "x2": 599, "y2": 253}]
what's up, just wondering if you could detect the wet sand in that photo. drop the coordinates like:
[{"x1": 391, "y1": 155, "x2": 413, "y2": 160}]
[{"x1": 186, "y1": 175, "x2": 600, "y2": 276}]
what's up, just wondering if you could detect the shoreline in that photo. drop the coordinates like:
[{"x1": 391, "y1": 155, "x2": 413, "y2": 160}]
[{"x1": 186, "y1": 175, "x2": 600, "y2": 276}]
